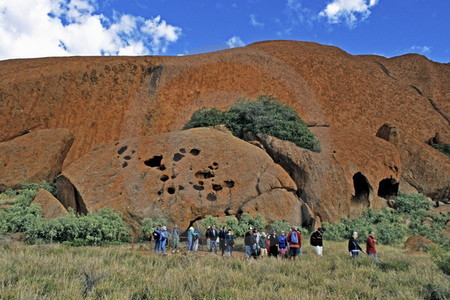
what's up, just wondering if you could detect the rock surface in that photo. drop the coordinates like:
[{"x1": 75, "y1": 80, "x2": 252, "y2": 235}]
[
  {"x1": 404, "y1": 236, "x2": 435, "y2": 253},
  {"x1": 1, "y1": 40, "x2": 449, "y2": 224},
  {"x1": 32, "y1": 189, "x2": 68, "y2": 219},
  {"x1": 58, "y1": 128, "x2": 301, "y2": 230},
  {"x1": 376, "y1": 124, "x2": 450, "y2": 201},
  {"x1": 247, "y1": 129, "x2": 402, "y2": 222},
  {"x1": 0, "y1": 129, "x2": 74, "y2": 191}
]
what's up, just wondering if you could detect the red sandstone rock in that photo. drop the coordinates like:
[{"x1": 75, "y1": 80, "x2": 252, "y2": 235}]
[
  {"x1": 32, "y1": 189, "x2": 68, "y2": 219},
  {"x1": 0, "y1": 129, "x2": 74, "y2": 191},
  {"x1": 57, "y1": 128, "x2": 300, "y2": 230},
  {"x1": 248, "y1": 129, "x2": 401, "y2": 222},
  {"x1": 404, "y1": 236, "x2": 435, "y2": 253}
]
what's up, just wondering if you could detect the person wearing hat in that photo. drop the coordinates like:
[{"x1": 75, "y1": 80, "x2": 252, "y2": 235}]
[
  {"x1": 160, "y1": 226, "x2": 170, "y2": 254},
  {"x1": 310, "y1": 227, "x2": 325, "y2": 256},
  {"x1": 287, "y1": 226, "x2": 302, "y2": 259}
]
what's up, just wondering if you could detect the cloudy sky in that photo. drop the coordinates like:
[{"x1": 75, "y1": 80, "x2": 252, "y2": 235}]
[{"x1": 0, "y1": 0, "x2": 449, "y2": 62}]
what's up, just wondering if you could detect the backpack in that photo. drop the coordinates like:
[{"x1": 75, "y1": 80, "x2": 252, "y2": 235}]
[
  {"x1": 152, "y1": 230, "x2": 160, "y2": 240},
  {"x1": 290, "y1": 231, "x2": 299, "y2": 244}
]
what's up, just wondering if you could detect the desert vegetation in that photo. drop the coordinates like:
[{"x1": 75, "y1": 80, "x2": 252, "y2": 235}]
[
  {"x1": 183, "y1": 95, "x2": 321, "y2": 152},
  {"x1": 0, "y1": 240, "x2": 449, "y2": 299}
]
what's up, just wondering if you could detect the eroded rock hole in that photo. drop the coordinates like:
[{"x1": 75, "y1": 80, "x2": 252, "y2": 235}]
[
  {"x1": 377, "y1": 178, "x2": 399, "y2": 199},
  {"x1": 179, "y1": 148, "x2": 186, "y2": 153},
  {"x1": 171, "y1": 175, "x2": 177, "y2": 179},
  {"x1": 198, "y1": 181, "x2": 204, "y2": 186},
  {"x1": 206, "y1": 193, "x2": 217, "y2": 201},
  {"x1": 123, "y1": 156, "x2": 131, "y2": 160},
  {"x1": 224, "y1": 180, "x2": 235, "y2": 188},
  {"x1": 193, "y1": 185, "x2": 204, "y2": 191},
  {"x1": 167, "y1": 187, "x2": 176, "y2": 194},
  {"x1": 212, "y1": 184, "x2": 223, "y2": 191},
  {"x1": 157, "y1": 191, "x2": 162, "y2": 195},
  {"x1": 160, "y1": 175, "x2": 169, "y2": 182},
  {"x1": 131, "y1": 150, "x2": 135, "y2": 154},
  {"x1": 352, "y1": 172, "x2": 371, "y2": 206},
  {"x1": 159, "y1": 165, "x2": 166, "y2": 171},
  {"x1": 179, "y1": 185, "x2": 185, "y2": 190},
  {"x1": 118, "y1": 146, "x2": 128, "y2": 155},
  {"x1": 195, "y1": 171, "x2": 215, "y2": 179},
  {"x1": 144, "y1": 155, "x2": 163, "y2": 168},
  {"x1": 173, "y1": 153, "x2": 185, "y2": 162},
  {"x1": 190, "y1": 149, "x2": 201, "y2": 156},
  {"x1": 122, "y1": 162, "x2": 128, "y2": 168}
]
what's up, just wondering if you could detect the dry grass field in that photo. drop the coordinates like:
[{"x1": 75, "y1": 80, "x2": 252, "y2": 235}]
[{"x1": 0, "y1": 240, "x2": 448, "y2": 300}]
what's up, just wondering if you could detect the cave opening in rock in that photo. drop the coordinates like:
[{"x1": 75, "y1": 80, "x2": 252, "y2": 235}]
[
  {"x1": 160, "y1": 175, "x2": 169, "y2": 182},
  {"x1": 352, "y1": 172, "x2": 371, "y2": 205},
  {"x1": 377, "y1": 178, "x2": 399, "y2": 199},
  {"x1": 212, "y1": 184, "x2": 223, "y2": 191},
  {"x1": 195, "y1": 170, "x2": 215, "y2": 179},
  {"x1": 206, "y1": 193, "x2": 217, "y2": 201},
  {"x1": 167, "y1": 187, "x2": 176, "y2": 194},
  {"x1": 224, "y1": 180, "x2": 235, "y2": 188},
  {"x1": 173, "y1": 153, "x2": 185, "y2": 162},
  {"x1": 144, "y1": 155, "x2": 163, "y2": 168},
  {"x1": 190, "y1": 149, "x2": 201, "y2": 156}
]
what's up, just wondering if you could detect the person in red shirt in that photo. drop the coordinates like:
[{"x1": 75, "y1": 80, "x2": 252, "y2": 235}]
[
  {"x1": 287, "y1": 226, "x2": 302, "y2": 259},
  {"x1": 366, "y1": 231, "x2": 380, "y2": 263}
]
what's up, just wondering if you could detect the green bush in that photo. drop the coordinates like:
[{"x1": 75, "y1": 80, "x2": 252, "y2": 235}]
[
  {"x1": 396, "y1": 192, "x2": 430, "y2": 213},
  {"x1": 268, "y1": 220, "x2": 292, "y2": 234},
  {"x1": 429, "y1": 245, "x2": 450, "y2": 275},
  {"x1": 139, "y1": 217, "x2": 168, "y2": 241},
  {"x1": 0, "y1": 184, "x2": 130, "y2": 245},
  {"x1": 184, "y1": 95, "x2": 321, "y2": 152}
]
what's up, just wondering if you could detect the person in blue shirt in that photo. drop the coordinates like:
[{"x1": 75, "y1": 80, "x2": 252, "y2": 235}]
[
  {"x1": 160, "y1": 226, "x2": 169, "y2": 254},
  {"x1": 278, "y1": 231, "x2": 288, "y2": 259}
]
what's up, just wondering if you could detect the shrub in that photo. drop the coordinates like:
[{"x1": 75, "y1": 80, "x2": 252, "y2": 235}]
[
  {"x1": 268, "y1": 220, "x2": 291, "y2": 234},
  {"x1": 396, "y1": 192, "x2": 430, "y2": 213},
  {"x1": 139, "y1": 217, "x2": 168, "y2": 240},
  {"x1": 429, "y1": 245, "x2": 450, "y2": 275},
  {"x1": 184, "y1": 95, "x2": 321, "y2": 152}
]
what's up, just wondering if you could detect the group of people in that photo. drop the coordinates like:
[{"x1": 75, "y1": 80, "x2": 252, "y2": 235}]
[{"x1": 150, "y1": 224, "x2": 380, "y2": 263}]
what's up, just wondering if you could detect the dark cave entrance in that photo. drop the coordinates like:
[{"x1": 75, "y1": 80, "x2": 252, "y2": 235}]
[
  {"x1": 377, "y1": 178, "x2": 399, "y2": 200},
  {"x1": 351, "y1": 172, "x2": 371, "y2": 209}
]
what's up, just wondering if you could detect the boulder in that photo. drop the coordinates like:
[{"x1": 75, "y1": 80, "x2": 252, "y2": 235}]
[
  {"x1": 376, "y1": 124, "x2": 450, "y2": 201},
  {"x1": 32, "y1": 189, "x2": 68, "y2": 219},
  {"x1": 248, "y1": 128, "x2": 401, "y2": 222},
  {"x1": 0, "y1": 129, "x2": 74, "y2": 191},
  {"x1": 58, "y1": 128, "x2": 301, "y2": 231},
  {"x1": 404, "y1": 236, "x2": 435, "y2": 253}
]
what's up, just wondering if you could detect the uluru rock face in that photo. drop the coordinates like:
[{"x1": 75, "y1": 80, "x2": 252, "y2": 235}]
[
  {"x1": 1, "y1": 40, "x2": 449, "y2": 226},
  {"x1": 57, "y1": 128, "x2": 301, "y2": 230},
  {"x1": 246, "y1": 128, "x2": 401, "y2": 224},
  {"x1": 0, "y1": 129, "x2": 74, "y2": 191}
]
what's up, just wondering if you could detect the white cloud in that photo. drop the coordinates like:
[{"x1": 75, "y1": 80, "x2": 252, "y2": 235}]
[
  {"x1": 226, "y1": 36, "x2": 245, "y2": 48},
  {"x1": 286, "y1": 0, "x2": 315, "y2": 25},
  {"x1": 319, "y1": 0, "x2": 379, "y2": 27},
  {"x1": 249, "y1": 14, "x2": 264, "y2": 27},
  {"x1": 409, "y1": 45, "x2": 431, "y2": 55},
  {"x1": 0, "y1": 0, "x2": 182, "y2": 60}
]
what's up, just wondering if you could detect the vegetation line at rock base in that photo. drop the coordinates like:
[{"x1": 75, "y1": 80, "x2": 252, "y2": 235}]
[{"x1": 183, "y1": 95, "x2": 321, "y2": 153}]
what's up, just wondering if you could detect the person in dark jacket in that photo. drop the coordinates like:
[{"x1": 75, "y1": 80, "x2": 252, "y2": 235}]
[
  {"x1": 225, "y1": 230, "x2": 235, "y2": 257},
  {"x1": 244, "y1": 227, "x2": 256, "y2": 259},
  {"x1": 153, "y1": 225, "x2": 162, "y2": 253},
  {"x1": 310, "y1": 227, "x2": 324, "y2": 256},
  {"x1": 209, "y1": 225, "x2": 218, "y2": 254},
  {"x1": 205, "y1": 226, "x2": 211, "y2": 252},
  {"x1": 348, "y1": 231, "x2": 365, "y2": 258},
  {"x1": 219, "y1": 226, "x2": 228, "y2": 256},
  {"x1": 267, "y1": 230, "x2": 279, "y2": 258}
]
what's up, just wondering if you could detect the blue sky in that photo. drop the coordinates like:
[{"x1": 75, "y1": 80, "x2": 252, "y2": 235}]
[{"x1": 0, "y1": 0, "x2": 449, "y2": 62}]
